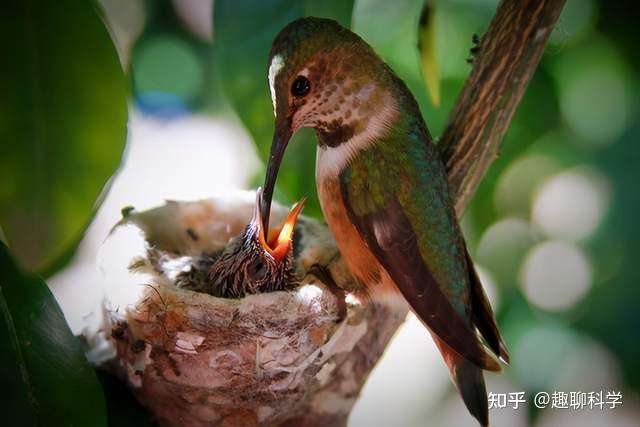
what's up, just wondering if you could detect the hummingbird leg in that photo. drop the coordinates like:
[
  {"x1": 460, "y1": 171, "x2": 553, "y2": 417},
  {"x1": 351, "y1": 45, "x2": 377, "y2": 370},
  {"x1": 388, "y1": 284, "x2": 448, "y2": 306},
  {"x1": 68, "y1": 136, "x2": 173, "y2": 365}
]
[{"x1": 308, "y1": 264, "x2": 347, "y2": 322}]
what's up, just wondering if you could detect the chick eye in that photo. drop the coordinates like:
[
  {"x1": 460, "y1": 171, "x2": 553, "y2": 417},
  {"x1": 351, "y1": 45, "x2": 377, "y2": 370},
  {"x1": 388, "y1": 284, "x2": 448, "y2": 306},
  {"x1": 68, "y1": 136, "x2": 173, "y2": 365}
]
[{"x1": 291, "y1": 75, "x2": 311, "y2": 97}]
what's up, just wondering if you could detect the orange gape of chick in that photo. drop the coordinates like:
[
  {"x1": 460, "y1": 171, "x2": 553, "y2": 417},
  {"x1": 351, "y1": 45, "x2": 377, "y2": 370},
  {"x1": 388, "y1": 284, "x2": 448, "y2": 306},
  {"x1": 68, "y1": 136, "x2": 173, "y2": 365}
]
[{"x1": 207, "y1": 189, "x2": 304, "y2": 298}]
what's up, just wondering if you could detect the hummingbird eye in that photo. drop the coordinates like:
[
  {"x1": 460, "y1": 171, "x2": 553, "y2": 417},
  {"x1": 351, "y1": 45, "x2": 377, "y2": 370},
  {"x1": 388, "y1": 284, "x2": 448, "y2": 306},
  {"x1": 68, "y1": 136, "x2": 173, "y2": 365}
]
[{"x1": 291, "y1": 75, "x2": 311, "y2": 97}]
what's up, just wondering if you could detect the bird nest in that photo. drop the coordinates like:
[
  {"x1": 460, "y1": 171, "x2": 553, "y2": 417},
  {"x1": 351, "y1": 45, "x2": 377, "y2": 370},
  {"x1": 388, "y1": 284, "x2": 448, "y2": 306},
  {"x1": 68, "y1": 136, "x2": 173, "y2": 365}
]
[{"x1": 93, "y1": 192, "x2": 407, "y2": 427}]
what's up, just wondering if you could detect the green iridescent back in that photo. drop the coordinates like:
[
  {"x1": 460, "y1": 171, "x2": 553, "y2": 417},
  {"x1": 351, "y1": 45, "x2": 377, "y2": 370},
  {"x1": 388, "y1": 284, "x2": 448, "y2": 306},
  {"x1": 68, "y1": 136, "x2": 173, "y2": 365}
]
[{"x1": 340, "y1": 98, "x2": 471, "y2": 319}]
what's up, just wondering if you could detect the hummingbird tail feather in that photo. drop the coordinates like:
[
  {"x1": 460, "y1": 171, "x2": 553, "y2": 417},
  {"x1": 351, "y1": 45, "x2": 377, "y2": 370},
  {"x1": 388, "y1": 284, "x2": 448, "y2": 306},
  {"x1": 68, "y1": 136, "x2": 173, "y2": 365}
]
[
  {"x1": 465, "y1": 247, "x2": 510, "y2": 364},
  {"x1": 432, "y1": 333, "x2": 490, "y2": 427},
  {"x1": 454, "y1": 358, "x2": 490, "y2": 427}
]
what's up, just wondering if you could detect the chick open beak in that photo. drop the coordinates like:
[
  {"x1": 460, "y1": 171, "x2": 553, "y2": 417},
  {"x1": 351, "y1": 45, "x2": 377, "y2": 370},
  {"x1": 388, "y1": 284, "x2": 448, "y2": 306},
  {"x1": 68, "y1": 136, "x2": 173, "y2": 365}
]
[{"x1": 253, "y1": 188, "x2": 305, "y2": 262}]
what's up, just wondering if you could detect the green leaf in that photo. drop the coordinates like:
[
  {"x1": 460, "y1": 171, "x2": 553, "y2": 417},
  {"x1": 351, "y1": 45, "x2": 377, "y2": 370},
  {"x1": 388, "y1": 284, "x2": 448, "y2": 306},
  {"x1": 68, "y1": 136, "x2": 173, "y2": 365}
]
[
  {"x1": 0, "y1": 0, "x2": 128, "y2": 273},
  {"x1": 214, "y1": 0, "x2": 354, "y2": 218},
  {"x1": 0, "y1": 241, "x2": 108, "y2": 426},
  {"x1": 418, "y1": 0, "x2": 440, "y2": 107}
]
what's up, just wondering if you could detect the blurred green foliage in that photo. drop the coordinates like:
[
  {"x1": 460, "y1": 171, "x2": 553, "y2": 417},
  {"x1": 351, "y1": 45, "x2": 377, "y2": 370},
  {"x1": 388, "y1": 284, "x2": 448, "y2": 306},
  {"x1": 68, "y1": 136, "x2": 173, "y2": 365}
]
[
  {"x1": 0, "y1": 241, "x2": 107, "y2": 425},
  {"x1": 0, "y1": 0, "x2": 128, "y2": 273},
  {"x1": 0, "y1": 1, "x2": 127, "y2": 424}
]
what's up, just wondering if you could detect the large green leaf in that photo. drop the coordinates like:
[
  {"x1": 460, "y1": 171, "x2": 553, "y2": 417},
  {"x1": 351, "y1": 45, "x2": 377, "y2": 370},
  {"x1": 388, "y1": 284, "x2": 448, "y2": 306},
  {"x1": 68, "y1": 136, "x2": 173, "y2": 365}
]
[
  {"x1": 0, "y1": 241, "x2": 107, "y2": 425},
  {"x1": 0, "y1": 0, "x2": 128, "y2": 273},
  {"x1": 214, "y1": 0, "x2": 354, "y2": 218}
]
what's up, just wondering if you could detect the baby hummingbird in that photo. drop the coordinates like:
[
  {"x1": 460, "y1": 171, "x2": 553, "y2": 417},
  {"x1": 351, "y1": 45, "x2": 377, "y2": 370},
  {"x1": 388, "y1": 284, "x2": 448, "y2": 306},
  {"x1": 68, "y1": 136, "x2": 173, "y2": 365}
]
[
  {"x1": 260, "y1": 17, "x2": 509, "y2": 426},
  {"x1": 208, "y1": 189, "x2": 304, "y2": 298}
]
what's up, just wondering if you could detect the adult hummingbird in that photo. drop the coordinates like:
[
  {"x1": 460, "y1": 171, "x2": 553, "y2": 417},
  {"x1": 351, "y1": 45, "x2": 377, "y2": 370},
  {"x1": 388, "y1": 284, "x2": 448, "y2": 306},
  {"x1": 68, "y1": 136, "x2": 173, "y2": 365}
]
[
  {"x1": 208, "y1": 189, "x2": 305, "y2": 298},
  {"x1": 260, "y1": 17, "x2": 509, "y2": 426}
]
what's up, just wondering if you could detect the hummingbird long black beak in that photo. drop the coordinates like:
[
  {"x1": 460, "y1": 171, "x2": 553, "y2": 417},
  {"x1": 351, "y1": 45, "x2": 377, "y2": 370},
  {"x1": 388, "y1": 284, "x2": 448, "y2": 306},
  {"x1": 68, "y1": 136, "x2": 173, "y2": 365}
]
[
  {"x1": 261, "y1": 116, "x2": 292, "y2": 233},
  {"x1": 254, "y1": 187, "x2": 304, "y2": 262}
]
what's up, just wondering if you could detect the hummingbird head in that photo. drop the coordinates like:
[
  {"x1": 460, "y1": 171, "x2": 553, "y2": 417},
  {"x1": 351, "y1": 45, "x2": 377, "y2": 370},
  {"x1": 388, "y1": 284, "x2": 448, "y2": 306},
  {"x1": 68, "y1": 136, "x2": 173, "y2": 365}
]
[
  {"x1": 208, "y1": 189, "x2": 305, "y2": 298},
  {"x1": 262, "y1": 17, "x2": 400, "y2": 229}
]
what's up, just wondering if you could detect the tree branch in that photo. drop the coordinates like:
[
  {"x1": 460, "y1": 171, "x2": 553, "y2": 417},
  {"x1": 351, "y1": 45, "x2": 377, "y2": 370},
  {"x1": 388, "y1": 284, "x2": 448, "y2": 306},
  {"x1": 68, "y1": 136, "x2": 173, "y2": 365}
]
[{"x1": 438, "y1": 0, "x2": 566, "y2": 215}]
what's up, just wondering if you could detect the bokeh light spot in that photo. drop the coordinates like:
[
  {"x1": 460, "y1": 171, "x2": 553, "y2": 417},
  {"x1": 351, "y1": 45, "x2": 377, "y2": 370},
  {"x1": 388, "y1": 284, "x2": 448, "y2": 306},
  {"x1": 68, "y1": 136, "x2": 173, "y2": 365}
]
[
  {"x1": 520, "y1": 240, "x2": 592, "y2": 311},
  {"x1": 554, "y1": 339, "x2": 622, "y2": 391},
  {"x1": 133, "y1": 35, "x2": 204, "y2": 102},
  {"x1": 512, "y1": 322, "x2": 623, "y2": 404},
  {"x1": 561, "y1": 65, "x2": 629, "y2": 145},
  {"x1": 494, "y1": 154, "x2": 560, "y2": 218},
  {"x1": 553, "y1": 39, "x2": 631, "y2": 146},
  {"x1": 351, "y1": 313, "x2": 449, "y2": 427},
  {"x1": 477, "y1": 218, "x2": 537, "y2": 288},
  {"x1": 512, "y1": 323, "x2": 581, "y2": 391},
  {"x1": 532, "y1": 167, "x2": 611, "y2": 241}
]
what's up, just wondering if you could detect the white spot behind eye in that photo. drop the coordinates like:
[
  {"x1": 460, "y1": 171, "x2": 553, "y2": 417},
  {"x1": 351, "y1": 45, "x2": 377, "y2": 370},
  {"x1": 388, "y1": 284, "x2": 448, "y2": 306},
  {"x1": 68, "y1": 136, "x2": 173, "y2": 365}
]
[{"x1": 268, "y1": 54, "x2": 284, "y2": 116}]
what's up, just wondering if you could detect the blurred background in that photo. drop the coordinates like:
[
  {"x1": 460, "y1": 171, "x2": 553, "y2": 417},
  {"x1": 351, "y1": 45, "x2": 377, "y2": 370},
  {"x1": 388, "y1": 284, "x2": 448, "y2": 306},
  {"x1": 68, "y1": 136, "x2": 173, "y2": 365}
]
[{"x1": 7, "y1": 0, "x2": 638, "y2": 426}]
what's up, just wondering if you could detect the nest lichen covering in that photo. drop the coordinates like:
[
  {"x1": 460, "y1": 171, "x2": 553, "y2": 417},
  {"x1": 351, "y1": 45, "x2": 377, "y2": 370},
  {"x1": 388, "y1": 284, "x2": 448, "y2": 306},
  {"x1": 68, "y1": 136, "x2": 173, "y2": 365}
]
[{"x1": 94, "y1": 192, "x2": 407, "y2": 427}]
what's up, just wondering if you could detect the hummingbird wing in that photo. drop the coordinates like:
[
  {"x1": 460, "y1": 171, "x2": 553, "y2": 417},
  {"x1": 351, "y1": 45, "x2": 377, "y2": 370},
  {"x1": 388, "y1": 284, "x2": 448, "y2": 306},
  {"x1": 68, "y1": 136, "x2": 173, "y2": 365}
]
[
  {"x1": 465, "y1": 246, "x2": 510, "y2": 364},
  {"x1": 339, "y1": 141, "x2": 507, "y2": 370}
]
